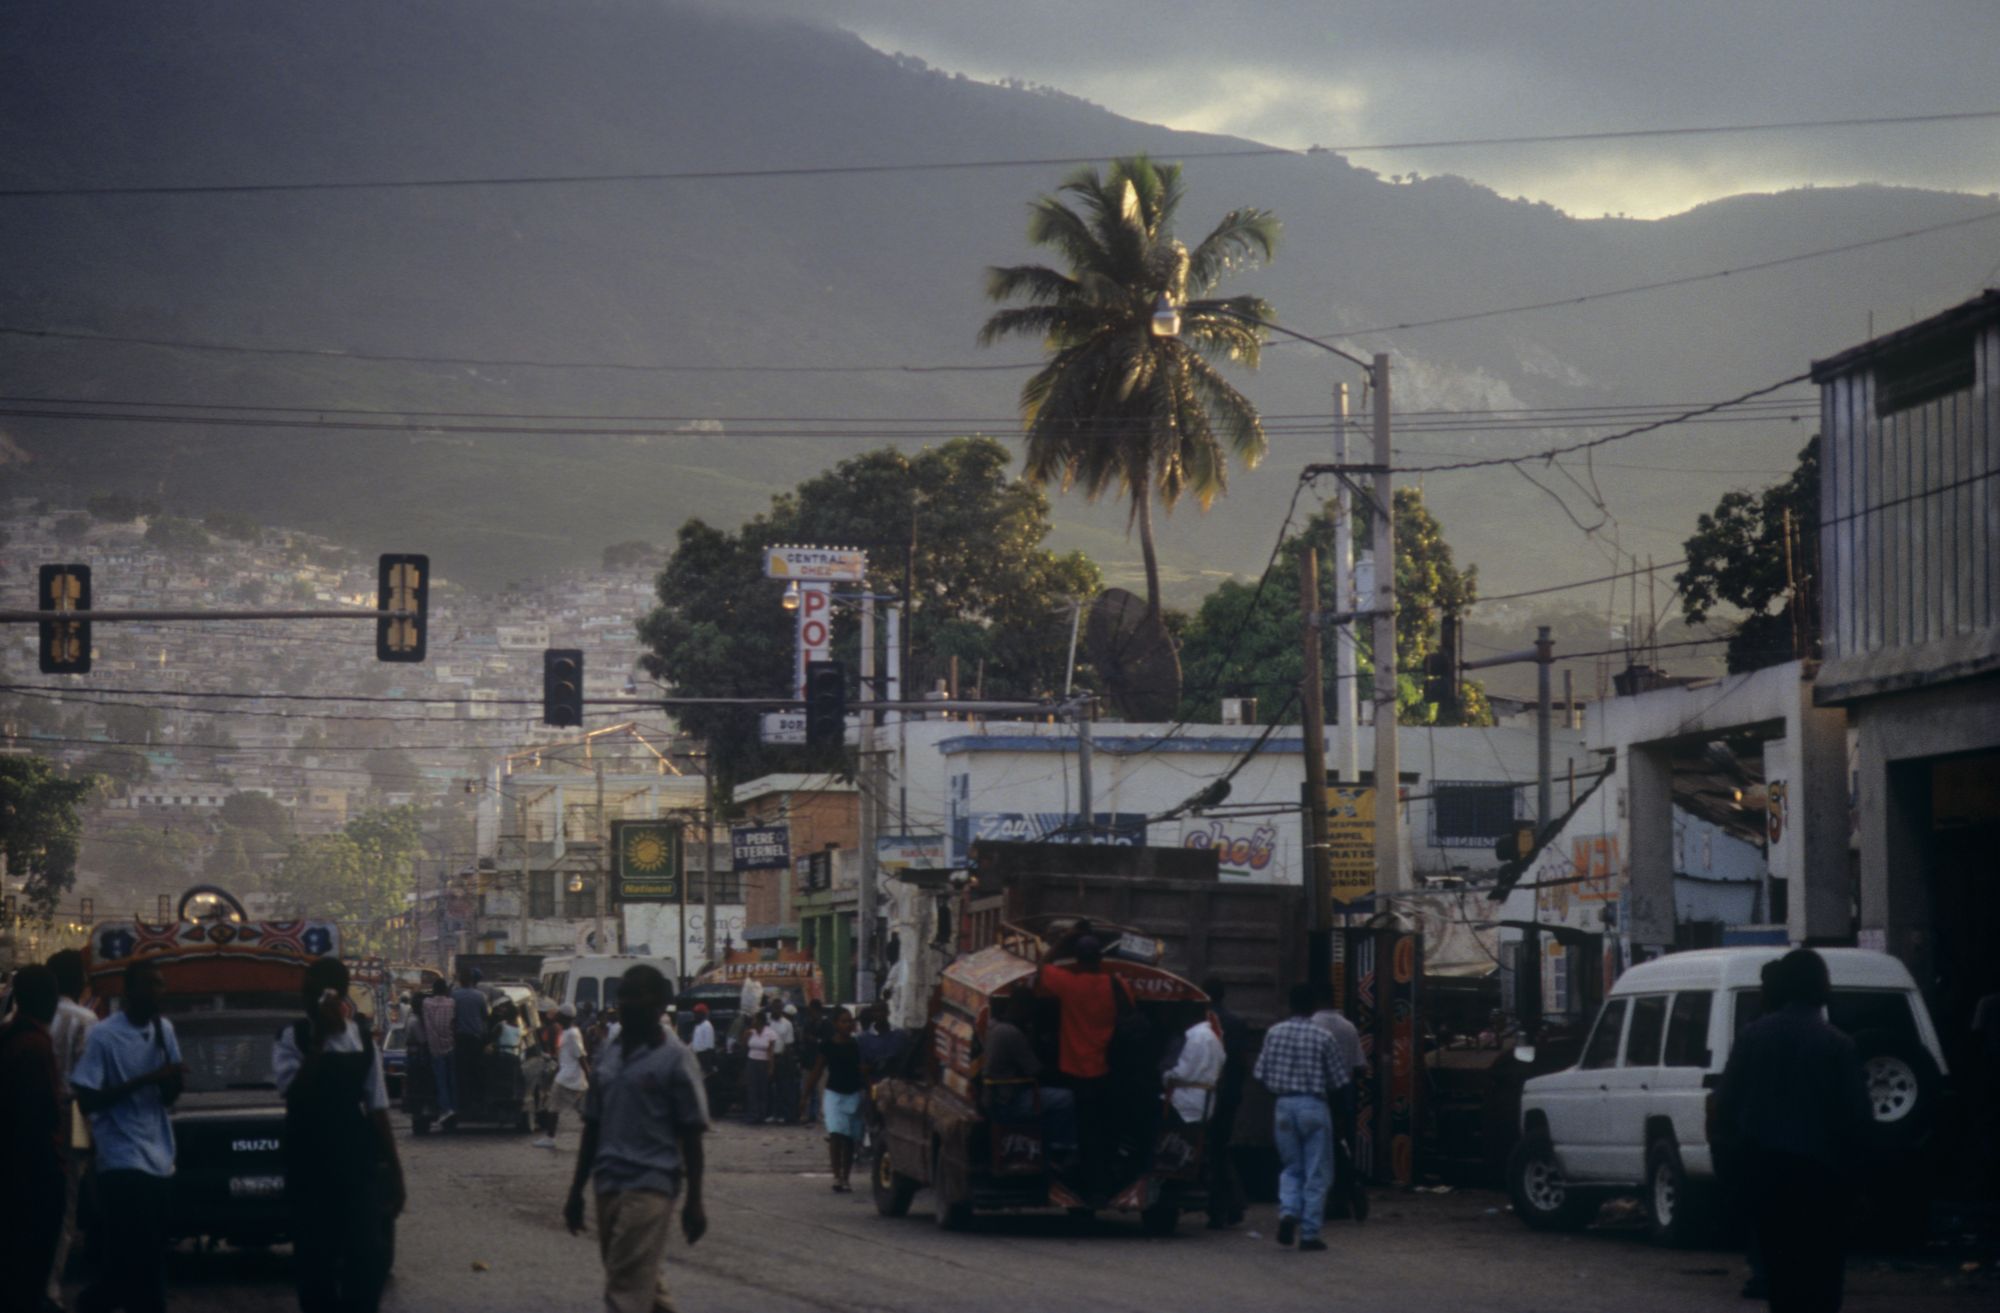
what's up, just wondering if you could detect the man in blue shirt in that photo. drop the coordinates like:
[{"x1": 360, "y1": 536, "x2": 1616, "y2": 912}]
[
  {"x1": 447, "y1": 964, "x2": 488, "y2": 1129},
  {"x1": 1253, "y1": 983, "x2": 1345, "y2": 1253},
  {"x1": 70, "y1": 960, "x2": 184, "y2": 1313}
]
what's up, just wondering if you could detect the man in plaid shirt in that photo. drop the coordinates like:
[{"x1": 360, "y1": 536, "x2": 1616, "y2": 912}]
[{"x1": 1253, "y1": 983, "x2": 1345, "y2": 1251}]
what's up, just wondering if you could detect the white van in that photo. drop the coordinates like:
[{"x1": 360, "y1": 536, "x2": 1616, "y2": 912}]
[
  {"x1": 539, "y1": 954, "x2": 679, "y2": 1017},
  {"x1": 1510, "y1": 947, "x2": 1946, "y2": 1245}
]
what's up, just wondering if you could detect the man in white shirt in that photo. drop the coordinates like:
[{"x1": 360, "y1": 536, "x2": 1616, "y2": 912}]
[
  {"x1": 537, "y1": 1004, "x2": 589, "y2": 1149},
  {"x1": 688, "y1": 1004, "x2": 717, "y2": 1076},
  {"x1": 46, "y1": 949, "x2": 97, "y2": 1304},
  {"x1": 1164, "y1": 1013, "x2": 1226, "y2": 1126},
  {"x1": 273, "y1": 957, "x2": 406, "y2": 1313},
  {"x1": 1311, "y1": 988, "x2": 1370, "y2": 1223}
]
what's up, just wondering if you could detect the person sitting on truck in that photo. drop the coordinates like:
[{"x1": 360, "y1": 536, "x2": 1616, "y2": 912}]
[
  {"x1": 982, "y1": 988, "x2": 1078, "y2": 1165},
  {"x1": 274, "y1": 956, "x2": 406, "y2": 1313}
]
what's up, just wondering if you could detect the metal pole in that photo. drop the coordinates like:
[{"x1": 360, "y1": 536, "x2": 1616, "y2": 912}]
[
  {"x1": 1300, "y1": 548, "x2": 1332, "y2": 944},
  {"x1": 703, "y1": 756, "x2": 718, "y2": 970},
  {"x1": 856, "y1": 596, "x2": 878, "y2": 1006},
  {"x1": 1370, "y1": 355, "x2": 1401, "y2": 896},
  {"x1": 594, "y1": 758, "x2": 607, "y2": 951},
  {"x1": 1333, "y1": 381, "x2": 1359, "y2": 784},
  {"x1": 1076, "y1": 708, "x2": 1094, "y2": 824},
  {"x1": 516, "y1": 782, "x2": 530, "y2": 957},
  {"x1": 1536, "y1": 627, "x2": 1554, "y2": 832}
]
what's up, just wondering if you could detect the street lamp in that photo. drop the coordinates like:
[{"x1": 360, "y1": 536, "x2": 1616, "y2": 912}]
[
  {"x1": 780, "y1": 580, "x2": 802, "y2": 612},
  {"x1": 1150, "y1": 293, "x2": 1182, "y2": 338}
]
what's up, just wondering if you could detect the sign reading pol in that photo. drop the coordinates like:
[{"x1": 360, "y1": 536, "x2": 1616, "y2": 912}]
[{"x1": 611, "y1": 820, "x2": 684, "y2": 903}]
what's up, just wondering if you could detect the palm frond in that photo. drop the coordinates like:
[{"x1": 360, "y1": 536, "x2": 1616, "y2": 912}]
[
  {"x1": 984, "y1": 263, "x2": 1080, "y2": 306},
  {"x1": 1185, "y1": 209, "x2": 1281, "y2": 293}
]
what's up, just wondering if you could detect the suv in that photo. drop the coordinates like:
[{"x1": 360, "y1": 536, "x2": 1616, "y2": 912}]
[{"x1": 1509, "y1": 948, "x2": 1947, "y2": 1246}]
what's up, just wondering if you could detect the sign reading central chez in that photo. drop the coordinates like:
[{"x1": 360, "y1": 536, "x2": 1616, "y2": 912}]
[{"x1": 612, "y1": 820, "x2": 684, "y2": 903}]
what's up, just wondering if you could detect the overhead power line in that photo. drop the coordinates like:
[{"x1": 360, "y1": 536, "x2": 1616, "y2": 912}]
[{"x1": 1, "y1": 109, "x2": 1993, "y2": 199}]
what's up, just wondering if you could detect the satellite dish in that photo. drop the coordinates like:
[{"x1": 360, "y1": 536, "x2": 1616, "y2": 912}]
[{"x1": 1085, "y1": 588, "x2": 1183, "y2": 721}]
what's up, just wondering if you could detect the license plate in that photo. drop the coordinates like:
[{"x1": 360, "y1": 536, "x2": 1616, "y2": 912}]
[{"x1": 228, "y1": 1174, "x2": 286, "y2": 1198}]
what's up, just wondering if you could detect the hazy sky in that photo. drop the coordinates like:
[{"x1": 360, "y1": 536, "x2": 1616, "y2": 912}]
[{"x1": 747, "y1": 1, "x2": 2000, "y2": 218}]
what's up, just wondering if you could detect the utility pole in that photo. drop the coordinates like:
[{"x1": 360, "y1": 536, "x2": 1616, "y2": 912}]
[
  {"x1": 1370, "y1": 355, "x2": 1402, "y2": 897},
  {"x1": 516, "y1": 782, "x2": 530, "y2": 958},
  {"x1": 1076, "y1": 707, "x2": 1094, "y2": 823},
  {"x1": 856, "y1": 596, "x2": 878, "y2": 1006},
  {"x1": 593, "y1": 757, "x2": 607, "y2": 952},
  {"x1": 1536, "y1": 626, "x2": 1554, "y2": 832},
  {"x1": 1300, "y1": 547, "x2": 1332, "y2": 982},
  {"x1": 1333, "y1": 382, "x2": 1359, "y2": 785},
  {"x1": 703, "y1": 753, "x2": 718, "y2": 971}
]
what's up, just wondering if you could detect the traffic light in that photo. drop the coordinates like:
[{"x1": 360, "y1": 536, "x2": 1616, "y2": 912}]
[
  {"x1": 376, "y1": 553, "x2": 430, "y2": 663},
  {"x1": 805, "y1": 659, "x2": 846, "y2": 750},
  {"x1": 38, "y1": 563, "x2": 92, "y2": 674},
  {"x1": 543, "y1": 648, "x2": 584, "y2": 727},
  {"x1": 1423, "y1": 612, "x2": 1461, "y2": 722}
]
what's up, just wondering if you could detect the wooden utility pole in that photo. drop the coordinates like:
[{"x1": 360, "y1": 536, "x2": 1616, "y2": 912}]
[{"x1": 1300, "y1": 549, "x2": 1332, "y2": 975}]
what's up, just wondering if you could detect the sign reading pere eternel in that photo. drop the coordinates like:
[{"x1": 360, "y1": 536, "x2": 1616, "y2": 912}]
[
  {"x1": 730, "y1": 825, "x2": 791, "y2": 872},
  {"x1": 612, "y1": 820, "x2": 684, "y2": 903}
]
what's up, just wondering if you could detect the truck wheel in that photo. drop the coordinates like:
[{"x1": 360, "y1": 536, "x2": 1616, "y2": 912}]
[
  {"x1": 1507, "y1": 1137, "x2": 1592, "y2": 1231},
  {"x1": 1140, "y1": 1202, "x2": 1179, "y2": 1237},
  {"x1": 872, "y1": 1147, "x2": 919, "y2": 1219},
  {"x1": 932, "y1": 1148, "x2": 972, "y2": 1232},
  {"x1": 1645, "y1": 1139, "x2": 1711, "y2": 1248}
]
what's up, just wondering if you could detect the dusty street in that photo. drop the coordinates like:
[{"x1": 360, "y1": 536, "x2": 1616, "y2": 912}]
[{"x1": 110, "y1": 1113, "x2": 1992, "y2": 1313}]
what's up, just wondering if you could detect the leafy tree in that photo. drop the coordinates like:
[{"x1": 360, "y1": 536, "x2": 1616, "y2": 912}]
[
  {"x1": 218, "y1": 790, "x2": 291, "y2": 842},
  {"x1": 1177, "y1": 488, "x2": 1491, "y2": 726},
  {"x1": 82, "y1": 826, "x2": 201, "y2": 898},
  {"x1": 637, "y1": 438, "x2": 1101, "y2": 792},
  {"x1": 269, "y1": 806, "x2": 426, "y2": 955},
  {"x1": 1676, "y1": 437, "x2": 1820, "y2": 673},
  {"x1": 77, "y1": 747, "x2": 150, "y2": 789},
  {"x1": 143, "y1": 516, "x2": 211, "y2": 554},
  {"x1": 86, "y1": 492, "x2": 159, "y2": 522},
  {"x1": 101, "y1": 703, "x2": 164, "y2": 743},
  {"x1": 203, "y1": 830, "x2": 261, "y2": 886},
  {"x1": 980, "y1": 155, "x2": 1280, "y2": 615},
  {"x1": 0, "y1": 756, "x2": 95, "y2": 912},
  {"x1": 54, "y1": 514, "x2": 90, "y2": 542}
]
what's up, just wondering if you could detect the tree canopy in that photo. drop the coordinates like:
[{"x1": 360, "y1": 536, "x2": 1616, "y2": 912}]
[
  {"x1": 0, "y1": 755, "x2": 95, "y2": 912},
  {"x1": 1676, "y1": 436, "x2": 1820, "y2": 673},
  {"x1": 268, "y1": 805, "x2": 426, "y2": 956},
  {"x1": 636, "y1": 438, "x2": 1101, "y2": 793},
  {"x1": 1176, "y1": 488, "x2": 1491, "y2": 727},
  {"x1": 980, "y1": 155, "x2": 1279, "y2": 615}
]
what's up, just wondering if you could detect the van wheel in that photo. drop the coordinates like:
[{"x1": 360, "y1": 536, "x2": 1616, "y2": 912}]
[
  {"x1": 1852, "y1": 1030, "x2": 1940, "y2": 1149},
  {"x1": 872, "y1": 1147, "x2": 918, "y2": 1219},
  {"x1": 1645, "y1": 1140, "x2": 1710, "y2": 1248},
  {"x1": 1507, "y1": 1137, "x2": 1592, "y2": 1231}
]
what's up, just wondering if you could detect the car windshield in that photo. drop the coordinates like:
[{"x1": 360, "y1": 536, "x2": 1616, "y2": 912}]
[{"x1": 177, "y1": 1015, "x2": 286, "y2": 1093}]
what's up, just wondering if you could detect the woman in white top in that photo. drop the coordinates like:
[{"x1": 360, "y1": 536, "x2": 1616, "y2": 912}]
[
  {"x1": 742, "y1": 1012, "x2": 775, "y2": 1124},
  {"x1": 531, "y1": 1005, "x2": 589, "y2": 1149}
]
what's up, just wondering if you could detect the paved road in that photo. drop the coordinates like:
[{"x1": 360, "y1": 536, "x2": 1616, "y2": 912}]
[{"x1": 120, "y1": 1115, "x2": 1991, "y2": 1312}]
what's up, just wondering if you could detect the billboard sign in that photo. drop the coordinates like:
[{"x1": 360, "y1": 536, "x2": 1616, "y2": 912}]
[
  {"x1": 612, "y1": 820, "x2": 684, "y2": 903},
  {"x1": 1325, "y1": 785, "x2": 1377, "y2": 905},
  {"x1": 794, "y1": 583, "x2": 832, "y2": 697},
  {"x1": 730, "y1": 825, "x2": 791, "y2": 872},
  {"x1": 764, "y1": 545, "x2": 867, "y2": 582},
  {"x1": 876, "y1": 834, "x2": 948, "y2": 873}
]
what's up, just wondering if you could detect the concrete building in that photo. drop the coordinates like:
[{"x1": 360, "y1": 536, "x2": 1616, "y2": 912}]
[{"x1": 1810, "y1": 290, "x2": 2000, "y2": 1067}]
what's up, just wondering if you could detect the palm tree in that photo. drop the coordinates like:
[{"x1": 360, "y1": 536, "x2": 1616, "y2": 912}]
[{"x1": 980, "y1": 155, "x2": 1279, "y2": 615}]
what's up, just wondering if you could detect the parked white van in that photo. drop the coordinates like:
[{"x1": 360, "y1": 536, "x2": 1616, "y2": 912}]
[
  {"x1": 1510, "y1": 948, "x2": 1946, "y2": 1245},
  {"x1": 539, "y1": 954, "x2": 680, "y2": 1017}
]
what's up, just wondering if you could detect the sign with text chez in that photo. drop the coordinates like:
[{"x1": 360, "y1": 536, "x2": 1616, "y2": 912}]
[
  {"x1": 730, "y1": 825, "x2": 791, "y2": 872},
  {"x1": 612, "y1": 820, "x2": 684, "y2": 903}
]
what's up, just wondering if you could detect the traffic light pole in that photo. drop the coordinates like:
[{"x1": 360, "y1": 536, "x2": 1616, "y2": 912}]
[{"x1": 0, "y1": 608, "x2": 422, "y2": 622}]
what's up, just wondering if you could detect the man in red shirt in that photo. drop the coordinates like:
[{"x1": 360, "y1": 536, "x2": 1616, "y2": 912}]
[{"x1": 1035, "y1": 933, "x2": 1129, "y2": 1201}]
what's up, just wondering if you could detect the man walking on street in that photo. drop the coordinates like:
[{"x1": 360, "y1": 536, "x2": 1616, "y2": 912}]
[
  {"x1": 1311, "y1": 986, "x2": 1368, "y2": 1222},
  {"x1": 48, "y1": 949, "x2": 99, "y2": 1302},
  {"x1": 2, "y1": 965, "x2": 65, "y2": 1313},
  {"x1": 564, "y1": 966, "x2": 708, "y2": 1313},
  {"x1": 419, "y1": 978, "x2": 457, "y2": 1127},
  {"x1": 1254, "y1": 983, "x2": 1345, "y2": 1253},
  {"x1": 70, "y1": 960, "x2": 185, "y2": 1313},
  {"x1": 1717, "y1": 949, "x2": 1871, "y2": 1313},
  {"x1": 1200, "y1": 977, "x2": 1251, "y2": 1229},
  {"x1": 536, "y1": 1004, "x2": 589, "y2": 1149},
  {"x1": 449, "y1": 965, "x2": 488, "y2": 1125},
  {"x1": 687, "y1": 1005, "x2": 716, "y2": 1077},
  {"x1": 273, "y1": 958, "x2": 407, "y2": 1313}
]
